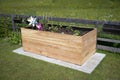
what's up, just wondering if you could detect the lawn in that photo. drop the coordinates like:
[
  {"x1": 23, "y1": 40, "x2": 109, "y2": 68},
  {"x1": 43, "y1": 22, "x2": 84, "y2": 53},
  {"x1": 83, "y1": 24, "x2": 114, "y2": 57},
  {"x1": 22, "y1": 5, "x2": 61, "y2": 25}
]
[
  {"x1": 0, "y1": 38, "x2": 120, "y2": 80},
  {"x1": 0, "y1": 0, "x2": 120, "y2": 21}
]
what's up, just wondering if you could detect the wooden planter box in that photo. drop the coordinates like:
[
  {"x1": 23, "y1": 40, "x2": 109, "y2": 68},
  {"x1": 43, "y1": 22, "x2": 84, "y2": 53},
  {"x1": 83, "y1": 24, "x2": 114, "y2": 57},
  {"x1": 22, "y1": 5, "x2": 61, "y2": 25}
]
[{"x1": 21, "y1": 27, "x2": 97, "y2": 65}]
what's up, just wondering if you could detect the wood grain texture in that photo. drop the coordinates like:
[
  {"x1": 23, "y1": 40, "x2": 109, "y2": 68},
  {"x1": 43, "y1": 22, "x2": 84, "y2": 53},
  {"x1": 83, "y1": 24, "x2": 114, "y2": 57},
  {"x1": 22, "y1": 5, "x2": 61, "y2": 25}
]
[{"x1": 21, "y1": 28, "x2": 97, "y2": 65}]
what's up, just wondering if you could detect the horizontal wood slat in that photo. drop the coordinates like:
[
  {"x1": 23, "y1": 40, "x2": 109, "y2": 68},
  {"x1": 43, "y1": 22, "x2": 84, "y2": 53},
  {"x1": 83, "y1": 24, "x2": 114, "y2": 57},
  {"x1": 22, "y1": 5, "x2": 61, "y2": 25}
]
[
  {"x1": 97, "y1": 45, "x2": 120, "y2": 53},
  {"x1": 97, "y1": 38, "x2": 120, "y2": 43}
]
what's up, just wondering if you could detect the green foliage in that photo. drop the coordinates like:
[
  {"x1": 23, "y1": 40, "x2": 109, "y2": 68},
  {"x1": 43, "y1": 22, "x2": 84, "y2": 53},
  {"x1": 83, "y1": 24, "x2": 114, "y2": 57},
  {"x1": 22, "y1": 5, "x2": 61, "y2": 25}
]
[
  {"x1": 66, "y1": 26, "x2": 73, "y2": 32},
  {"x1": 49, "y1": 25, "x2": 58, "y2": 32},
  {"x1": 113, "y1": 43, "x2": 120, "y2": 48},
  {"x1": 8, "y1": 31, "x2": 21, "y2": 45},
  {"x1": 0, "y1": 27, "x2": 8, "y2": 38},
  {"x1": 39, "y1": 18, "x2": 49, "y2": 31},
  {"x1": 73, "y1": 30, "x2": 80, "y2": 36},
  {"x1": 16, "y1": 23, "x2": 27, "y2": 28},
  {"x1": 0, "y1": 17, "x2": 12, "y2": 38},
  {"x1": 0, "y1": 17, "x2": 21, "y2": 45}
]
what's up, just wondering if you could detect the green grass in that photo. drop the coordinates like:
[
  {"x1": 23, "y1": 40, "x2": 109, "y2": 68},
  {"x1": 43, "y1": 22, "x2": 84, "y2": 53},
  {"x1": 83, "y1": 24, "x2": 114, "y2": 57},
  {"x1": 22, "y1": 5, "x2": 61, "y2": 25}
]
[
  {"x1": 0, "y1": 0, "x2": 120, "y2": 40},
  {"x1": 0, "y1": 0, "x2": 120, "y2": 21},
  {"x1": 0, "y1": 39, "x2": 120, "y2": 80}
]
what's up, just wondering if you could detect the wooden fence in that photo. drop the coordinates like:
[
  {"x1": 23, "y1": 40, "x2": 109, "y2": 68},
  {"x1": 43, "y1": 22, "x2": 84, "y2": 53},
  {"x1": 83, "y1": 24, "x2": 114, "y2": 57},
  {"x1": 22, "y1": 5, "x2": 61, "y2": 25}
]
[{"x1": 0, "y1": 14, "x2": 120, "y2": 53}]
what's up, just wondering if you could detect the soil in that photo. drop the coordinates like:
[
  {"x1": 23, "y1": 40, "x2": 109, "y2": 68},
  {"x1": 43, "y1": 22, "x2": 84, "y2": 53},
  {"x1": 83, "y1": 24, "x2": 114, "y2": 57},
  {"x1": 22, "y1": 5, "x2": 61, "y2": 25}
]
[{"x1": 25, "y1": 24, "x2": 94, "y2": 36}]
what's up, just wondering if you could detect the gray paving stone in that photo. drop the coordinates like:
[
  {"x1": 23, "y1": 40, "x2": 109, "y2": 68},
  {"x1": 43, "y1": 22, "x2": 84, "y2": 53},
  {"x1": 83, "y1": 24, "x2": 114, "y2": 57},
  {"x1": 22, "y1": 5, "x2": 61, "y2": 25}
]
[{"x1": 13, "y1": 47, "x2": 106, "y2": 74}]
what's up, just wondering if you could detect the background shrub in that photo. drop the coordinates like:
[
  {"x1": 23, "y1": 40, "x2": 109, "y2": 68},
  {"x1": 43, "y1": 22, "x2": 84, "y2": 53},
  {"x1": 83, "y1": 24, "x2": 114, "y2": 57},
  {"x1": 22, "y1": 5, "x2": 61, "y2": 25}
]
[
  {"x1": 8, "y1": 31, "x2": 21, "y2": 45},
  {"x1": 0, "y1": 17, "x2": 12, "y2": 38}
]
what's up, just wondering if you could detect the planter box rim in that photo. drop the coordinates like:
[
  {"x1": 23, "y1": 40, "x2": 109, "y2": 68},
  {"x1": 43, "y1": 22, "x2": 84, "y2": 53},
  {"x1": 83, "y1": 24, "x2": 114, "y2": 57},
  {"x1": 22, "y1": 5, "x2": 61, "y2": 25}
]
[{"x1": 21, "y1": 27, "x2": 96, "y2": 37}]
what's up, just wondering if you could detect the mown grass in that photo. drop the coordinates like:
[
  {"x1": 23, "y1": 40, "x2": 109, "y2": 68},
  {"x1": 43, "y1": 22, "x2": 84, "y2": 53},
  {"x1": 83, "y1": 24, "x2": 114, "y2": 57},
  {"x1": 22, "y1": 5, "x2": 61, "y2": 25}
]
[
  {"x1": 0, "y1": 0, "x2": 120, "y2": 21},
  {"x1": 0, "y1": 39, "x2": 120, "y2": 80}
]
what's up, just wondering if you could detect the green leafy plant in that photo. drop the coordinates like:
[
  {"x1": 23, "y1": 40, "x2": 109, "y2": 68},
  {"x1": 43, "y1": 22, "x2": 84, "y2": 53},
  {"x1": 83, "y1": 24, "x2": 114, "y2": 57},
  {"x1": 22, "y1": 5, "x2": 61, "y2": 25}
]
[
  {"x1": 50, "y1": 25, "x2": 58, "y2": 32},
  {"x1": 40, "y1": 16, "x2": 49, "y2": 31},
  {"x1": 113, "y1": 43, "x2": 120, "y2": 48},
  {"x1": 57, "y1": 22, "x2": 63, "y2": 30},
  {"x1": 73, "y1": 30, "x2": 80, "y2": 36},
  {"x1": 8, "y1": 31, "x2": 21, "y2": 45},
  {"x1": 66, "y1": 26, "x2": 73, "y2": 32},
  {"x1": 0, "y1": 17, "x2": 12, "y2": 38},
  {"x1": 0, "y1": 27, "x2": 8, "y2": 38}
]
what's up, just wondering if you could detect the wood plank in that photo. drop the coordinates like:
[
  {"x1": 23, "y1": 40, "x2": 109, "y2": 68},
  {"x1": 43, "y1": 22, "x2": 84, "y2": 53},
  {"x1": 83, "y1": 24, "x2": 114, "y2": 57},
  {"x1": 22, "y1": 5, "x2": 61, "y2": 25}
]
[
  {"x1": 21, "y1": 28, "x2": 82, "y2": 49},
  {"x1": 97, "y1": 38, "x2": 120, "y2": 43},
  {"x1": 22, "y1": 38, "x2": 83, "y2": 64},
  {"x1": 97, "y1": 45, "x2": 120, "y2": 53},
  {"x1": 81, "y1": 28, "x2": 97, "y2": 58},
  {"x1": 22, "y1": 37, "x2": 82, "y2": 53}
]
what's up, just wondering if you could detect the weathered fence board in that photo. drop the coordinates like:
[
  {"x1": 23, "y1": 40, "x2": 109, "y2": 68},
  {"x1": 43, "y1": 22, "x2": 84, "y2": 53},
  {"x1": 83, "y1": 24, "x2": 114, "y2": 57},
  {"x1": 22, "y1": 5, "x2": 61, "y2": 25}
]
[
  {"x1": 97, "y1": 38, "x2": 120, "y2": 44},
  {"x1": 97, "y1": 45, "x2": 120, "y2": 53},
  {"x1": 102, "y1": 22, "x2": 120, "y2": 34}
]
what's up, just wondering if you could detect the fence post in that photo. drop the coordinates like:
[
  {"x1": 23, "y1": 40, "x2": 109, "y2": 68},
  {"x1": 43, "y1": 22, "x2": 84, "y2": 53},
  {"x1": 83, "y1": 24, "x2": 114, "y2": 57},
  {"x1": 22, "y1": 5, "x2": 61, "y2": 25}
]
[
  {"x1": 94, "y1": 21, "x2": 98, "y2": 28},
  {"x1": 11, "y1": 14, "x2": 15, "y2": 31}
]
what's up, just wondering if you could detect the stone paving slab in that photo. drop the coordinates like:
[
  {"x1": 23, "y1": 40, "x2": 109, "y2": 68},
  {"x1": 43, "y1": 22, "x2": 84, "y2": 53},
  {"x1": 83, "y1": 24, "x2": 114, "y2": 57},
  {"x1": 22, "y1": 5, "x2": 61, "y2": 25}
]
[{"x1": 13, "y1": 47, "x2": 106, "y2": 74}]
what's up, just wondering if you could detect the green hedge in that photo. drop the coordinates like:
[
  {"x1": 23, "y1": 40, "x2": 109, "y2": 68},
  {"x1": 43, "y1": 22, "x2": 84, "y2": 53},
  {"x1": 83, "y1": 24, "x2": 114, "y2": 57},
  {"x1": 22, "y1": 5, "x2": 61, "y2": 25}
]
[{"x1": 0, "y1": 17, "x2": 12, "y2": 38}]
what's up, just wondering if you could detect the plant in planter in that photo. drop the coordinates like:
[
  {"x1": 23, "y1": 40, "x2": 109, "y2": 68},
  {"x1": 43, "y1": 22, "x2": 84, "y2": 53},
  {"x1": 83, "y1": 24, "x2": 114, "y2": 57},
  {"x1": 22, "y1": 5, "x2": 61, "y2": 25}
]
[
  {"x1": 21, "y1": 16, "x2": 97, "y2": 65},
  {"x1": 49, "y1": 24, "x2": 59, "y2": 32},
  {"x1": 41, "y1": 18, "x2": 49, "y2": 31},
  {"x1": 26, "y1": 16, "x2": 82, "y2": 36},
  {"x1": 73, "y1": 30, "x2": 80, "y2": 36},
  {"x1": 66, "y1": 26, "x2": 73, "y2": 32}
]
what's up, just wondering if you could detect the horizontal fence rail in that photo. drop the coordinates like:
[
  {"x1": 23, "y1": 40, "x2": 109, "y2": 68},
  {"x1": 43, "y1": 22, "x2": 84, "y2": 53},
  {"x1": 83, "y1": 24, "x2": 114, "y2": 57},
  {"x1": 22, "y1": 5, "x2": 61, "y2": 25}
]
[
  {"x1": 97, "y1": 38, "x2": 120, "y2": 44},
  {"x1": 97, "y1": 45, "x2": 120, "y2": 53},
  {"x1": 0, "y1": 13, "x2": 120, "y2": 53},
  {"x1": 97, "y1": 38, "x2": 120, "y2": 53}
]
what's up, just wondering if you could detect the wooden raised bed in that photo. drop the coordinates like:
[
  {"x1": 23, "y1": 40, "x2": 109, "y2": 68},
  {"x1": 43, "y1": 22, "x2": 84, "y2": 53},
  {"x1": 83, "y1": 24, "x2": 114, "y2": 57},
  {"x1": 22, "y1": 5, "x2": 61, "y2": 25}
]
[{"x1": 21, "y1": 27, "x2": 97, "y2": 65}]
